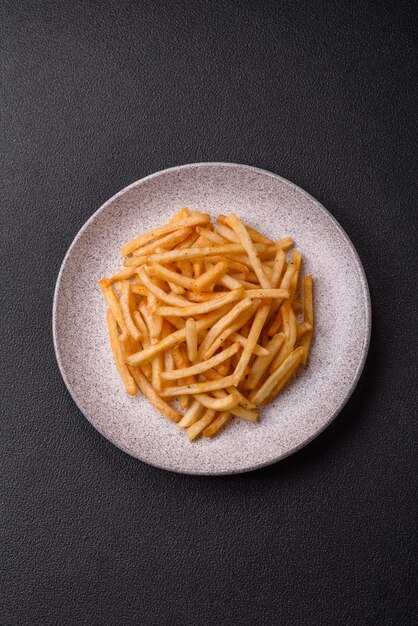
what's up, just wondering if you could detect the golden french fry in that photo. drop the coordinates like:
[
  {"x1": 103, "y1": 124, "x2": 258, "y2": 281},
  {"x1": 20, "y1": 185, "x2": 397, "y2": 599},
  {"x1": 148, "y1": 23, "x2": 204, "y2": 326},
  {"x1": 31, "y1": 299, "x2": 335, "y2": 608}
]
[
  {"x1": 296, "y1": 321, "x2": 312, "y2": 339},
  {"x1": 194, "y1": 392, "x2": 240, "y2": 411},
  {"x1": 151, "y1": 340, "x2": 164, "y2": 392},
  {"x1": 270, "y1": 250, "x2": 286, "y2": 288},
  {"x1": 170, "y1": 207, "x2": 190, "y2": 221},
  {"x1": 203, "y1": 411, "x2": 231, "y2": 437},
  {"x1": 128, "y1": 366, "x2": 182, "y2": 422},
  {"x1": 147, "y1": 243, "x2": 250, "y2": 264},
  {"x1": 118, "y1": 281, "x2": 141, "y2": 341},
  {"x1": 106, "y1": 309, "x2": 137, "y2": 396},
  {"x1": 186, "y1": 409, "x2": 217, "y2": 441},
  {"x1": 269, "y1": 302, "x2": 297, "y2": 373},
  {"x1": 121, "y1": 213, "x2": 211, "y2": 256},
  {"x1": 229, "y1": 332, "x2": 270, "y2": 357},
  {"x1": 208, "y1": 388, "x2": 258, "y2": 422},
  {"x1": 300, "y1": 275, "x2": 314, "y2": 364},
  {"x1": 201, "y1": 302, "x2": 259, "y2": 360},
  {"x1": 159, "y1": 375, "x2": 235, "y2": 397},
  {"x1": 196, "y1": 226, "x2": 226, "y2": 244},
  {"x1": 177, "y1": 399, "x2": 205, "y2": 428},
  {"x1": 244, "y1": 289, "x2": 289, "y2": 299},
  {"x1": 217, "y1": 215, "x2": 275, "y2": 244},
  {"x1": 133, "y1": 310, "x2": 149, "y2": 345},
  {"x1": 131, "y1": 227, "x2": 192, "y2": 257},
  {"x1": 138, "y1": 266, "x2": 190, "y2": 307},
  {"x1": 186, "y1": 292, "x2": 227, "y2": 302},
  {"x1": 99, "y1": 278, "x2": 128, "y2": 335},
  {"x1": 185, "y1": 318, "x2": 198, "y2": 362},
  {"x1": 157, "y1": 288, "x2": 244, "y2": 317},
  {"x1": 201, "y1": 368, "x2": 256, "y2": 410},
  {"x1": 250, "y1": 347, "x2": 304, "y2": 405},
  {"x1": 161, "y1": 342, "x2": 240, "y2": 381},
  {"x1": 244, "y1": 332, "x2": 285, "y2": 390},
  {"x1": 232, "y1": 302, "x2": 271, "y2": 384},
  {"x1": 218, "y1": 274, "x2": 243, "y2": 290},
  {"x1": 260, "y1": 355, "x2": 302, "y2": 405},
  {"x1": 198, "y1": 297, "x2": 254, "y2": 358},
  {"x1": 193, "y1": 261, "x2": 228, "y2": 292},
  {"x1": 225, "y1": 214, "x2": 272, "y2": 289},
  {"x1": 289, "y1": 250, "x2": 302, "y2": 298}
]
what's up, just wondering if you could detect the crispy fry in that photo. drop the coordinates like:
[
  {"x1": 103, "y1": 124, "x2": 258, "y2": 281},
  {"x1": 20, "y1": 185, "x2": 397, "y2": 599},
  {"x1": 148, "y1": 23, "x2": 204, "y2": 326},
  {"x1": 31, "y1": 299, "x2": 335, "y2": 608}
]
[
  {"x1": 196, "y1": 226, "x2": 226, "y2": 244},
  {"x1": 106, "y1": 309, "x2": 137, "y2": 396},
  {"x1": 225, "y1": 214, "x2": 272, "y2": 289},
  {"x1": 203, "y1": 411, "x2": 231, "y2": 437},
  {"x1": 289, "y1": 250, "x2": 302, "y2": 298},
  {"x1": 193, "y1": 261, "x2": 228, "y2": 292},
  {"x1": 186, "y1": 409, "x2": 217, "y2": 441},
  {"x1": 217, "y1": 215, "x2": 274, "y2": 244},
  {"x1": 99, "y1": 278, "x2": 128, "y2": 335},
  {"x1": 161, "y1": 342, "x2": 240, "y2": 381},
  {"x1": 159, "y1": 375, "x2": 235, "y2": 397},
  {"x1": 129, "y1": 366, "x2": 182, "y2": 422},
  {"x1": 300, "y1": 275, "x2": 314, "y2": 364},
  {"x1": 244, "y1": 333, "x2": 285, "y2": 390},
  {"x1": 270, "y1": 250, "x2": 286, "y2": 288},
  {"x1": 296, "y1": 321, "x2": 312, "y2": 339},
  {"x1": 185, "y1": 318, "x2": 198, "y2": 362},
  {"x1": 250, "y1": 347, "x2": 304, "y2": 405},
  {"x1": 138, "y1": 266, "x2": 190, "y2": 306},
  {"x1": 131, "y1": 227, "x2": 192, "y2": 257},
  {"x1": 157, "y1": 288, "x2": 244, "y2": 317},
  {"x1": 269, "y1": 302, "x2": 297, "y2": 373},
  {"x1": 194, "y1": 392, "x2": 240, "y2": 411},
  {"x1": 244, "y1": 289, "x2": 289, "y2": 299},
  {"x1": 170, "y1": 207, "x2": 190, "y2": 221},
  {"x1": 119, "y1": 281, "x2": 141, "y2": 341},
  {"x1": 177, "y1": 399, "x2": 205, "y2": 428},
  {"x1": 147, "y1": 243, "x2": 250, "y2": 264},
  {"x1": 198, "y1": 297, "x2": 254, "y2": 358},
  {"x1": 121, "y1": 213, "x2": 211, "y2": 256},
  {"x1": 232, "y1": 303, "x2": 271, "y2": 384}
]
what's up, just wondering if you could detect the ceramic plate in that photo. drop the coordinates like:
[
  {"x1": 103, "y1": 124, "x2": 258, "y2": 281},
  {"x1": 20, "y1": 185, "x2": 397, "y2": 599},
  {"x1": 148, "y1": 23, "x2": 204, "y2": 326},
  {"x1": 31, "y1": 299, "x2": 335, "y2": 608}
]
[{"x1": 53, "y1": 163, "x2": 371, "y2": 474}]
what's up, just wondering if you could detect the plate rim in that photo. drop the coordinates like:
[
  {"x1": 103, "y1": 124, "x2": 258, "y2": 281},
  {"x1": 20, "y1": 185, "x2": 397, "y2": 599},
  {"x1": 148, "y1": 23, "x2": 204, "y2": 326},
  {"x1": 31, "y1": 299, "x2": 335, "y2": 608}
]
[{"x1": 52, "y1": 162, "x2": 372, "y2": 475}]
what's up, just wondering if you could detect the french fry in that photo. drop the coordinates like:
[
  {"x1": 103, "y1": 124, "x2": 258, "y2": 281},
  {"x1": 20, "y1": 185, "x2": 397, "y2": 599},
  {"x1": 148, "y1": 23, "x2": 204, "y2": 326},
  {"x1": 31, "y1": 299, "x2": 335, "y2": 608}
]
[
  {"x1": 193, "y1": 261, "x2": 228, "y2": 292},
  {"x1": 194, "y1": 392, "x2": 240, "y2": 412},
  {"x1": 170, "y1": 207, "x2": 190, "y2": 222},
  {"x1": 270, "y1": 250, "x2": 286, "y2": 288},
  {"x1": 244, "y1": 332, "x2": 285, "y2": 390},
  {"x1": 99, "y1": 278, "x2": 128, "y2": 335},
  {"x1": 121, "y1": 213, "x2": 211, "y2": 256},
  {"x1": 225, "y1": 214, "x2": 272, "y2": 289},
  {"x1": 119, "y1": 281, "x2": 141, "y2": 341},
  {"x1": 159, "y1": 375, "x2": 236, "y2": 397},
  {"x1": 131, "y1": 227, "x2": 192, "y2": 257},
  {"x1": 232, "y1": 302, "x2": 271, "y2": 384},
  {"x1": 146, "y1": 243, "x2": 250, "y2": 264},
  {"x1": 177, "y1": 399, "x2": 205, "y2": 428},
  {"x1": 250, "y1": 347, "x2": 304, "y2": 405},
  {"x1": 269, "y1": 302, "x2": 297, "y2": 373},
  {"x1": 229, "y1": 332, "x2": 270, "y2": 357},
  {"x1": 217, "y1": 215, "x2": 274, "y2": 244},
  {"x1": 185, "y1": 318, "x2": 198, "y2": 362},
  {"x1": 244, "y1": 289, "x2": 289, "y2": 299},
  {"x1": 106, "y1": 309, "x2": 137, "y2": 396},
  {"x1": 198, "y1": 297, "x2": 254, "y2": 358},
  {"x1": 300, "y1": 275, "x2": 313, "y2": 364},
  {"x1": 129, "y1": 366, "x2": 182, "y2": 422},
  {"x1": 289, "y1": 250, "x2": 302, "y2": 298},
  {"x1": 201, "y1": 302, "x2": 259, "y2": 360},
  {"x1": 296, "y1": 321, "x2": 312, "y2": 339},
  {"x1": 196, "y1": 226, "x2": 226, "y2": 244},
  {"x1": 186, "y1": 409, "x2": 217, "y2": 441},
  {"x1": 138, "y1": 266, "x2": 190, "y2": 306},
  {"x1": 150, "y1": 339, "x2": 164, "y2": 392},
  {"x1": 161, "y1": 342, "x2": 240, "y2": 381},
  {"x1": 201, "y1": 368, "x2": 256, "y2": 409},
  {"x1": 157, "y1": 288, "x2": 244, "y2": 317},
  {"x1": 133, "y1": 310, "x2": 149, "y2": 346},
  {"x1": 203, "y1": 411, "x2": 231, "y2": 437},
  {"x1": 208, "y1": 388, "x2": 258, "y2": 422}
]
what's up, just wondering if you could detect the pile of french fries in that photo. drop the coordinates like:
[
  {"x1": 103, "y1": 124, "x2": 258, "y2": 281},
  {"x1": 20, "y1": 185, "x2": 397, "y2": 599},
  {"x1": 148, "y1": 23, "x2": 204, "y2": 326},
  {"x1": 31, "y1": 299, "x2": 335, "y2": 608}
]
[{"x1": 99, "y1": 208, "x2": 314, "y2": 441}]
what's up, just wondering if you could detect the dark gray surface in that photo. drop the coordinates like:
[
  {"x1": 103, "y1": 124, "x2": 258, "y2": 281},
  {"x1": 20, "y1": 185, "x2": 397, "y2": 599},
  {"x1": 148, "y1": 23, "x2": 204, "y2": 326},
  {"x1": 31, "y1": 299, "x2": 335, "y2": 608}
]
[{"x1": 1, "y1": 1, "x2": 417, "y2": 625}]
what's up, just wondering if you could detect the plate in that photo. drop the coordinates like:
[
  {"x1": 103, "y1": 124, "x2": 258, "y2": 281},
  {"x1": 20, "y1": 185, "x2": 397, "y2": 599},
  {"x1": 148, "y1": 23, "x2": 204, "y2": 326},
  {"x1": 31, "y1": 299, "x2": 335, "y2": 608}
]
[{"x1": 53, "y1": 163, "x2": 371, "y2": 474}]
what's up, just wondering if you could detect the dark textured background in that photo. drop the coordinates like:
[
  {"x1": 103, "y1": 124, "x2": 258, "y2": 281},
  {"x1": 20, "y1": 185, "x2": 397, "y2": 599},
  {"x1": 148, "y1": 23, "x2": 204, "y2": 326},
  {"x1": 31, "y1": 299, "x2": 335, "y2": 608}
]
[{"x1": 1, "y1": 1, "x2": 417, "y2": 624}]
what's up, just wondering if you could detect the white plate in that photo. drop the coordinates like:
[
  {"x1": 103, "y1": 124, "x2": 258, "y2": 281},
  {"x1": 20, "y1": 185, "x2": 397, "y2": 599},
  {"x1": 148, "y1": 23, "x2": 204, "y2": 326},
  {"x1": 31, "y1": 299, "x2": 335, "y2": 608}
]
[{"x1": 53, "y1": 163, "x2": 371, "y2": 475}]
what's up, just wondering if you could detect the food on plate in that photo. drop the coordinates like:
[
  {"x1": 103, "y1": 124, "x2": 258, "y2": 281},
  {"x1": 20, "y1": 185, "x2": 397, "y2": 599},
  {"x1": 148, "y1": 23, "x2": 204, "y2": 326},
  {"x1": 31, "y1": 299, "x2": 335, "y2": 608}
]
[{"x1": 99, "y1": 209, "x2": 314, "y2": 441}]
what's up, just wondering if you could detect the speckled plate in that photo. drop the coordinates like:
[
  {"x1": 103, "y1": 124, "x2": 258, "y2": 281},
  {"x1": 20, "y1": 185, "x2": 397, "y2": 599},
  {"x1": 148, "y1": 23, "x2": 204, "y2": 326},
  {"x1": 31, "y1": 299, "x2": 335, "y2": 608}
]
[{"x1": 53, "y1": 163, "x2": 371, "y2": 475}]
